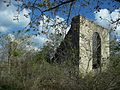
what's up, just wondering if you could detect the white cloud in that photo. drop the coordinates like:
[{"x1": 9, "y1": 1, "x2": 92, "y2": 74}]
[
  {"x1": 0, "y1": 26, "x2": 8, "y2": 32},
  {"x1": 0, "y1": 1, "x2": 30, "y2": 33},
  {"x1": 34, "y1": 15, "x2": 70, "y2": 47},
  {"x1": 0, "y1": 1, "x2": 69, "y2": 48},
  {"x1": 39, "y1": 15, "x2": 69, "y2": 35},
  {"x1": 31, "y1": 35, "x2": 49, "y2": 47},
  {"x1": 4, "y1": 33, "x2": 40, "y2": 51},
  {"x1": 94, "y1": 9, "x2": 120, "y2": 40},
  {"x1": 24, "y1": 15, "x2": 70, "y2": 48},
  {"x1": 17, "y1": 9, "x2": 31, "y2": 27}
]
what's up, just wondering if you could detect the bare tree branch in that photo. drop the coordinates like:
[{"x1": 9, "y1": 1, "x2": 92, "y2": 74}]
[
  {"x1": 66, "y1": 2, "x2": 73, "y2": 25},
  {"x1": 42, "y1": 0, "x2": 76, "y2": 13}
]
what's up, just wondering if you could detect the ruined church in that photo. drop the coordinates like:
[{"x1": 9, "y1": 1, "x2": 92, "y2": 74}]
[{"x1": 53, "y1": 16, "x2": 110, "y2": 75}]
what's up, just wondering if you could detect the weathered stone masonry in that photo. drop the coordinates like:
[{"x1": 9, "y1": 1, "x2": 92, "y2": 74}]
[{"x1": 53, "y1": 16, "x2": 110, "y2": 75}]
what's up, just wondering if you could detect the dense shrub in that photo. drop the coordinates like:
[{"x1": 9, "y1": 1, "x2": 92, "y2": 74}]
[{"x1": 0, "y1": 41, "x2": 120, "y2": 90}]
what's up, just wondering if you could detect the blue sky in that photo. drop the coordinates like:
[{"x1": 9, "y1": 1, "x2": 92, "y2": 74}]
[{"x1": 0, "y1": 0, "x2": 119, "y2": 49}]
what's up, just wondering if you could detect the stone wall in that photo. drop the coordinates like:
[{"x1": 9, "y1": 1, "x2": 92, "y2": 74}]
[
  {"x1": 79, "y1": 16, "x2": 109, "y2": 75},
  {"x1": 53, "y1": 15, "x2": 110, "y2": 75}
]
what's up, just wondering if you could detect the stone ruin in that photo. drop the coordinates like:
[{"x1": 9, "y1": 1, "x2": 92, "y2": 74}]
[{"x1": 53, "y1": 16, "x2": 110, "y2": 75}]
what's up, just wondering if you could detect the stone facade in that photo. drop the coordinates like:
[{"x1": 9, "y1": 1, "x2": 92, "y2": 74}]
[
  {"x1": 79, "y1": 16, "x2": 109, "y2": 75},
  {"x1": 53, "y1": 16, "x2": 110, "y2": 75}
]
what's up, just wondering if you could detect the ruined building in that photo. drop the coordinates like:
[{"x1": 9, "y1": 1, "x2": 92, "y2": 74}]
[{"x1": 53, "y1": 16, "x2": 110, "y2": 75}]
